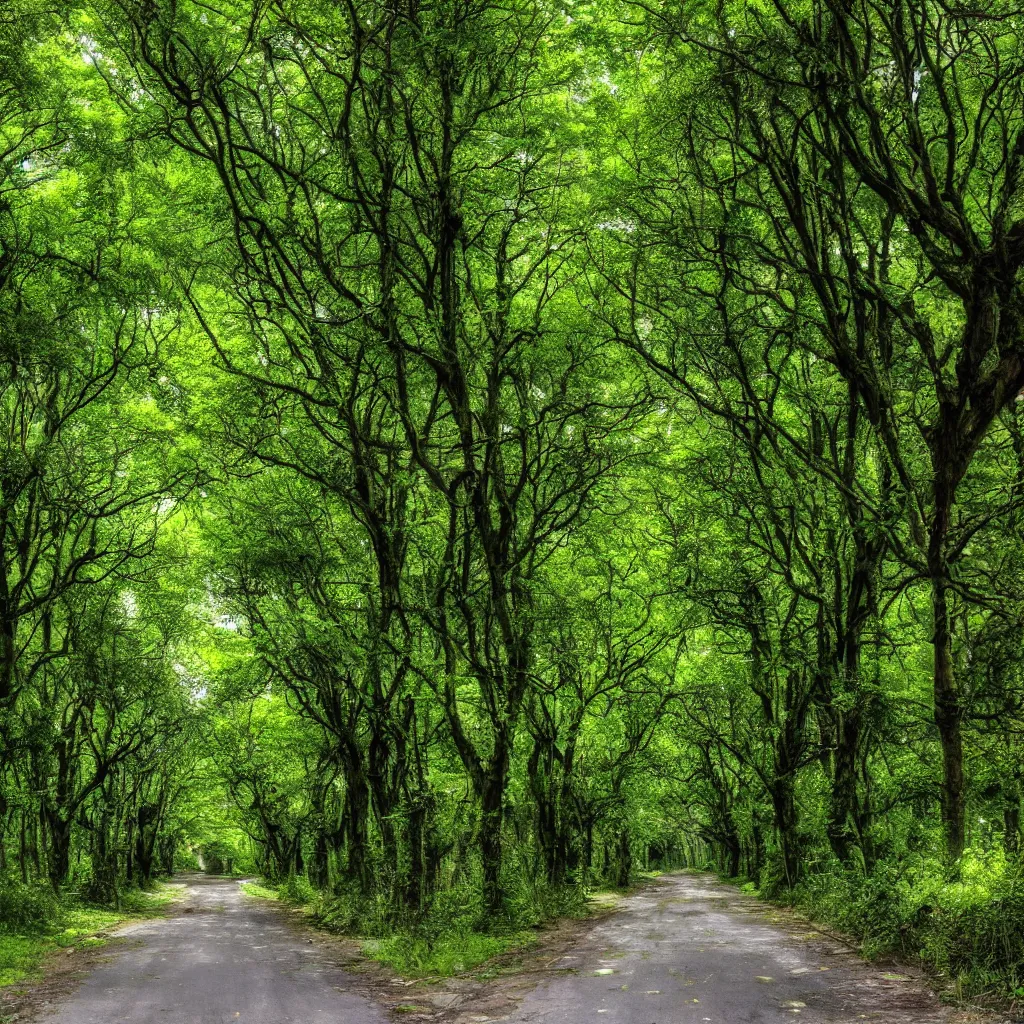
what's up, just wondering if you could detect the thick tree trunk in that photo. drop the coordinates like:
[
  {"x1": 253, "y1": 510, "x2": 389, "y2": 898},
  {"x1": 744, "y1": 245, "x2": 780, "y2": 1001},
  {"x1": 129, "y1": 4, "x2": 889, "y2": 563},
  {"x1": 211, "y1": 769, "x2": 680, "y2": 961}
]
[
  {"x1": 854, "y1": 778, "x2": 877, "y2": 874},
  {"x1": 159, "y1": 835, "x2": 177, "y2": 877},
  {"x1": 19, "y1": 808, "x2": 29, "y2": 882},
  {"x1": 724, "y1": 833, "x2": 741, "y2": 878},
  {"x1": 46, "y1": 812, "x2": 72, "y2": 890},
  {"x1": 424, "y1": 806, "x2": 445, "y2": 898},
  {"x1": 770, "y1": 778, "x2": 800, "y2": 887},
  {"x1": 827, "y1": 710, "x2": 860, "y2": 864},
  {"x1": 135, "y1": 804, "x2": 159, "y2": 885},
  {"x1": 344, "y1": 769, "x2": 371, "y2": 885},
  {"x1": 406, "y1": 797, "x2": 425, "y2": 911},
  {"x1": 527, "y1": 736, "x2": 561, "y2": 884},
  {"x1": 1005, "y1": 798, "x2": 1020, "y2": 858},
  {"x1": 479, "y1": 770, "x2": 506, "y2": 917},
  {"x1": 88, "y1": 798, "x2": 119, "y2": 902},
  {"x1": 311, "y1": 831, "x2": 330, "y2": 888},
  {"x1": 614, "y1": 830, "x2": 631, "y2": 888},
  {"x1": 368, "y1": 732, "x2": 399, "y2": 885}
]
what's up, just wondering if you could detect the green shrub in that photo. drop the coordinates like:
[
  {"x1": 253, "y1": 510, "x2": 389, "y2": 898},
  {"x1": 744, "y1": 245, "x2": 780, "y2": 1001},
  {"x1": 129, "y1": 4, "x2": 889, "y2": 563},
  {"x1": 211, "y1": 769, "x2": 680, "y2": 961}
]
[
  {"x1": 309, "y1": 873, "x2": 589, "y2": 979},
  {"x1": 919, "y1": 858, "x2": 1024, "y2": 998},
  {"x1": 789, "y1": 849, "x2": 1024, "y2": 1000},
  {"x1": 279, "y1": 874, "x2": 317, "y2": 905},
  {"x1": 240, "y1": 881, "x2": 279, "y2": 900},
  {"x1": 503, "y1": 877, "x2": 588, "y2": 930},
  {"x1": 0, "y1": 934, "x2": 44, "y2": 986},
  {"x1": 316, "y1": 875, "x2": 583, "y2": 938},
  {"x1": 313, "y1": 880, "x2": 402, "y2": 938},
  {"x1": 0, "y1": 881, "x2": 60, "y2": 934},
  {"x1": 114, "y1": 886, "x2": 176, "y2": 914},
  {"x1": 413, "y1": 884, "x2": 481, "y2": 938},
  {"x1": 791, "y1": 866, "x2": 911, "y2": 958},
  {"x1": 173, "y1": 848, "x2": 201, "y2": 872}
]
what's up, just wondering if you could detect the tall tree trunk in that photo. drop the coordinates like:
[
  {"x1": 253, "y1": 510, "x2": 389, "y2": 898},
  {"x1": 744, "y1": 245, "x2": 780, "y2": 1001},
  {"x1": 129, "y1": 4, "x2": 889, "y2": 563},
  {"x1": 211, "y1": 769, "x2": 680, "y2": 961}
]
[
  {"x1": 405, "y1": 797, "x2": 425, "y2": 912},
  {"x1": 770, "y1": 778, "x2": 800, "y2": 888},
  {"x1": 827, "y1": 709, "x2": 860, "y2": 864},
  {"x1": 45, "y1": 812, "x2": 72, "y2": 890},
  {"x1": 344, "y1": 768, "x2": 371, "y2": 886},
  {"x1": 724, "y1": 831, "x2": 741, "y2": 878},
  {"x1": 1005, "y1": 799, "x2": 1021, "y2": 858},
  {"x1": 614, "y1": 829, "x2": 631, "y2": 888},
  {"x1": 930, "y1": 492, "x2": 965, "y2": 862},
  {"x1": 479, "y1": 762, "x2": 507, "y2": 917}
]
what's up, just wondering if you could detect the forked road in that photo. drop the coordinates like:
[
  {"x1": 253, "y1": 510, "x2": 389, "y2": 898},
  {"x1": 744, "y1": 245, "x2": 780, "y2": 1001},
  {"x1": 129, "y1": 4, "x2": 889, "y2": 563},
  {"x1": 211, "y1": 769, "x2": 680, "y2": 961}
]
[{"x1": 38, "y1": 873, "x2": 1001, "y2": 1024}]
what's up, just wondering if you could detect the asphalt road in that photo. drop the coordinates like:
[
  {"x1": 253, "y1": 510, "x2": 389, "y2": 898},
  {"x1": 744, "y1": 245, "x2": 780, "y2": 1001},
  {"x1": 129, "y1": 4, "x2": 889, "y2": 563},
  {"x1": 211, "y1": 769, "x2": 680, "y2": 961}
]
[
  {"x1": 500, "y1": 873, "x2": 976, "y2": 1024},
  {"x1": 40, "y1": 874, "x2": 388, "y2": 1024}
]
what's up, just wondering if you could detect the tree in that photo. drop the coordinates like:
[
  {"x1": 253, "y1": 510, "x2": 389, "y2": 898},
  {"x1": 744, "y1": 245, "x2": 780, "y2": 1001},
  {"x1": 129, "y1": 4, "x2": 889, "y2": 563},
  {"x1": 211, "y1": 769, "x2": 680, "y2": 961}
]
[{"x1": 615, "y1": 0, "x2": 1024, "y2": 862}]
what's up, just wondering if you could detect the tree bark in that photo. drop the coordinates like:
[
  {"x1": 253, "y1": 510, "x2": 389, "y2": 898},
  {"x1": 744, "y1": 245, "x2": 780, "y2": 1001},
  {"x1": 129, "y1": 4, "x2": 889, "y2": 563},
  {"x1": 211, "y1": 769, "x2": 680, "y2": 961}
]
[{"x1": 930, "y1": 489, "x2": 966, "y2": 861}]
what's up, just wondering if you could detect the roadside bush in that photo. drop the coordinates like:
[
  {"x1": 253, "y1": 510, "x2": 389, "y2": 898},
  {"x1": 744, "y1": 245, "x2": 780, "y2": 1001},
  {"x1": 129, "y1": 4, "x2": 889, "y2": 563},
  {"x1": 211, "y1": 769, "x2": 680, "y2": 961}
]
[
  {"x1": 314, "y1": 874, "x2": 584, "y2": 939},
  {"x1": 361, "y1": 930, "x2": 526, "y2": 978},
  {"x1": 313, "y1": 880, "x2": 396, "y2": 938},
  {"x1": 788, "y1": 849, "x2": 1024, "y2": 1001},
  {"x1": 504, "y1": 876, "x2": 588, "y2": 930},
  {"x1": 410, "y1": 884, "x2": 480, "y2": 938},
  {"x1": 278, "y1": 874, "x2": 317, "y2": 905},
  {"x1": 790, "y1": 865, "x2": 911, "y2": 957},
  {"x1": 920, "y1": 857, "x2": 1024, "y2": 999},
  {"x1": 0, "y1": 880, "x2": 60, "y2": 934},
  {"x1": 312, "y1": 877, "x2": 548, "y2": 977}
]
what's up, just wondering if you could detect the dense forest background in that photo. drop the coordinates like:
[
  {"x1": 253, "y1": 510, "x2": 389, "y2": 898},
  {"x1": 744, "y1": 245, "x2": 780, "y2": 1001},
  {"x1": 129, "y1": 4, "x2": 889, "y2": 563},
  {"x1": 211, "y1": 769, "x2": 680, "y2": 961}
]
[{"x1": 4, "y1": 0, "x2": 1024, "y2": 1003}]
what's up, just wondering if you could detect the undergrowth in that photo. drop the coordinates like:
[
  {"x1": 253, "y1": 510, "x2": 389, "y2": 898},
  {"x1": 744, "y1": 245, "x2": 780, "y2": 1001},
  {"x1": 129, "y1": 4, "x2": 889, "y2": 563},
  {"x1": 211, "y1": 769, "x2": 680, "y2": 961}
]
[
  {"x1": 748, "y1": 848, "x2": 1024, "y2": 1006},
  {"x1": 0, "y1": 879, "x2": 174, "y2": 989},
  {"x1": 244, "y1": 874, "x2": 590, "y2": 978},
  {"x1": 361, "y1": 931, "x2": 531, "y2": 977}
]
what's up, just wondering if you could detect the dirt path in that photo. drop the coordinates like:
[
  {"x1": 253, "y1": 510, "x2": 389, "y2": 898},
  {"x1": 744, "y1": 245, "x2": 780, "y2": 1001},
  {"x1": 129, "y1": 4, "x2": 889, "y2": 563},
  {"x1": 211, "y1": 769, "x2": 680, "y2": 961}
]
[
  {"x1": 31, "y1": 874, "x2": 388, "y2": 1024},
  {"x1": 12, "y1": 871, "x2": 1014, "y2": 1024}
]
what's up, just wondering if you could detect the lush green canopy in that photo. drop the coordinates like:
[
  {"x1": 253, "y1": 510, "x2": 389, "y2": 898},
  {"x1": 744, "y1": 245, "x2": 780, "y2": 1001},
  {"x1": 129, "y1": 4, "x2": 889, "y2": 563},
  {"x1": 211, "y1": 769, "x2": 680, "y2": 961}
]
[{"x1": 4, "y1": 0, "x2": 1024, "y2": 1001}]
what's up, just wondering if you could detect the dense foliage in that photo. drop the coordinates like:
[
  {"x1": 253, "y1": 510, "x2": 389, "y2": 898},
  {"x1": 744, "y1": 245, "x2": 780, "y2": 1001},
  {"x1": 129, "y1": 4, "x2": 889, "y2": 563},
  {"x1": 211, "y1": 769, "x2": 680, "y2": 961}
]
[{"x1": 4, "y1": 0, "x2": 1024, "y2": 1003}]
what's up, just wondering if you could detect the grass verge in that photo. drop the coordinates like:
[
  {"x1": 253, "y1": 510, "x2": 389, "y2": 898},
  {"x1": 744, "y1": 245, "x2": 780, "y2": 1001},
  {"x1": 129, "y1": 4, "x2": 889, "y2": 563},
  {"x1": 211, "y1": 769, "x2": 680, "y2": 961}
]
[
  {"x1": 360, "y1": 930, "x2": 534, "y2": 978},
  {"x1": 0, "y1": 887, "x2": 176, "y2": 990},
  {"x1": 239, "y1": 881, "x2": 279, "y2": 900}
]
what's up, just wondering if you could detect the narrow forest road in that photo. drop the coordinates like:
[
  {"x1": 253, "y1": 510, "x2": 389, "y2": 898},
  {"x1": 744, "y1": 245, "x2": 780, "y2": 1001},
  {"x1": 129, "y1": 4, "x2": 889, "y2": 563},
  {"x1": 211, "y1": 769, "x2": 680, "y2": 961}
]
[
  {"x1": 494, "y1": 873, "x2": 1004, "y2": 1024},
  {"x1": 27, "y1": 872, "x2": 1009, "y2": 1024},
  {"x1": 35, "y1": 874, "x2": 388, "y2": 1024}
]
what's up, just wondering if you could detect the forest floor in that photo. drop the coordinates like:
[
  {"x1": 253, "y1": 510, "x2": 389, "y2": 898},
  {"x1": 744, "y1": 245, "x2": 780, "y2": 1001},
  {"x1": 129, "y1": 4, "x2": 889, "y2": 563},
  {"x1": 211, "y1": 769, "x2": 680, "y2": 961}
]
[{"x1": 1, "y1": 871, "x2": 1014, "y2": 1024}]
